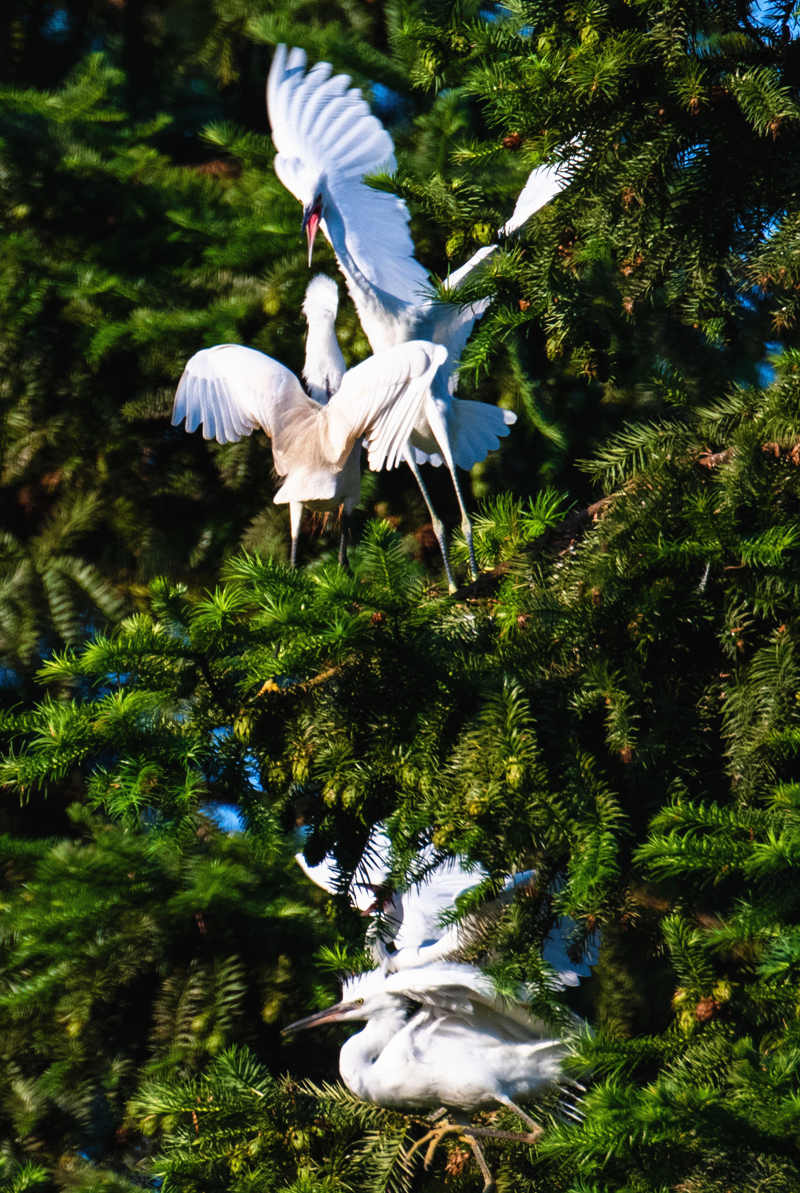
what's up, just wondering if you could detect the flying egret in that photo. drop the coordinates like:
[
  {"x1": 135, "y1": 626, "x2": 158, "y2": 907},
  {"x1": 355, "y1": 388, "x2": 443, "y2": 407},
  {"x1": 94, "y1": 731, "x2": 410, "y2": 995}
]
[
  {"x1": 267, "y1": 45, "x2": 571, "y2": 589},
  {"x1": 171, "y1": 274, "x2": 447, "y2": 566},
  {"x1": 283, "y1": 959, "x2": 584, "y2": 1191}
]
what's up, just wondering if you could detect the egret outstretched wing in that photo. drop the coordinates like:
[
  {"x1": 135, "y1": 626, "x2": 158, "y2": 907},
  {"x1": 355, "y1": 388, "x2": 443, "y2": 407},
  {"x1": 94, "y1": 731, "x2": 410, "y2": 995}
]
[
  {"x1": 388, "y1": 857, "x2": 485, "y2": 955},
  {"x1": 267, "y1": 45, "x2": 431, "y2": 305},
  {"x1": 449, "y1": 400, "x2": 517, "y2": 471},
  {"x1": 173, "y1": 340, "x2": 445, "y2": 477},
  {"x1": 328, "y1": 341, "x2": 447, "y2": 470},
  {"x1": 296, "y1": 824, "x2": 597, "y2": 986},
  {"x1": 295, "y1": 824, "x2": 393, "y2": 914},
  {"x1": 172, "y1": 344, "x2": 307, "y2": 445},
  {"x1": 268, "y1": 46, "x2": 393, "y2": 187}
]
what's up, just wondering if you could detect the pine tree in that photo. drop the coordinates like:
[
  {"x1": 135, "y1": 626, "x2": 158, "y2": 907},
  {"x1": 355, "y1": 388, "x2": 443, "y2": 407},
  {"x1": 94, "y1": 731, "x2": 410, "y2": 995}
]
[
  {"x1": 0, "y1": 791, "x2": 341, "y2": 1187},
  {"x1": 2, "y1": 2, "x2": 800, "y2": 1191}
]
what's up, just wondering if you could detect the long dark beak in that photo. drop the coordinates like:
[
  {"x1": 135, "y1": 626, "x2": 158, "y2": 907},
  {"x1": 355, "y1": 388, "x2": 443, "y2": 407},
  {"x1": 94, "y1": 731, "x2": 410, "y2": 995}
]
[
  {"x1": 282, "y1": 998, "x2": 358, "y2": 1036},
  {"x1": 301, "y1": 205, "x2": 321, "y2": 267}
]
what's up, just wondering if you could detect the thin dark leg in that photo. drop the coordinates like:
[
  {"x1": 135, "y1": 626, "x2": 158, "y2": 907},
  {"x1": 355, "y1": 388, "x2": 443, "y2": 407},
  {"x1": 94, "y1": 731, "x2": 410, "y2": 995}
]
[{"x1": 338, "y1": 512, "x2": 351, "y2": 567}]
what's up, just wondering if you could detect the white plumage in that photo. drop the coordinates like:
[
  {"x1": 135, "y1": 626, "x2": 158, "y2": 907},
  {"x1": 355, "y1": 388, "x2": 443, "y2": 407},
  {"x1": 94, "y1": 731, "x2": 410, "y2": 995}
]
[
  {"x1": 267, "y1": 46, "x2": 570, "y2": 589},
  {"x1": 286, "y1": 961, "x2": 571, "y2": 1110},
  {"x1": 172, "y1": 273, "x2": 446, "y2": 565},
  {"x1": 296, "y1": 822, "x2": 597, "y2": 986},
  {"x1": 283, "y1": 955, "x2": 585, "y2": 1190},
  {"x1": 268, "y1": 46, "x2": 429, "y2": 306},
  {"x1": 292, "y1": 829, "x2": 594, "y2": 1185}
]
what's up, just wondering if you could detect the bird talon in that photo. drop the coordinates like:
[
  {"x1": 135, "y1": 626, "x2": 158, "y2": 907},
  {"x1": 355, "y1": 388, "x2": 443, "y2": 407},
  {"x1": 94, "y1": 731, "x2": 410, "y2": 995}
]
[{"x1": 405, "y1": 1121, "x2": 459, "y2": 1167}]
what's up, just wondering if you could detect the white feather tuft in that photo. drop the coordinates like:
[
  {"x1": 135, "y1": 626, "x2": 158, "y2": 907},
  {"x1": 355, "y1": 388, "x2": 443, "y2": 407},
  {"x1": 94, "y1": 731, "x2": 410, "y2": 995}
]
[
  {"x1": 498, "y1": 161, "x2": 568, "y2": 237},
  {"x1": 303, "y1": 274, "x2": 340, "y2": 323}
]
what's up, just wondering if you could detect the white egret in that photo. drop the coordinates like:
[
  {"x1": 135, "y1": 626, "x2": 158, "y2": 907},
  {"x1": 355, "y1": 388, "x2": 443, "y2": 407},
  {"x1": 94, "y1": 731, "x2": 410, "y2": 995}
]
[
  {"x1": 267, "y1": 45, "x2": 571, "y2": 588},
  {"x1": 283, "y1": 959, "x2": 584, "y2": 1191},
  {"x1": 171, "y1": 274, "x2": 446, "y2": 566}
]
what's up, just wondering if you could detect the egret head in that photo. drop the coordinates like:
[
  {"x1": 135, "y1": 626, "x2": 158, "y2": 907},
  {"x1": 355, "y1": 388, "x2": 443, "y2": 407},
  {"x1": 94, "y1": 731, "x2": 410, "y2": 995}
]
[
  {"x1": 302, "y1": 274, "x2": 339, "y2": 326},
  {"x1": 273, "y1": 154, "x2": 327, "y2": 267},
  {"x1": 282, "y1": 970, "x2": 398, "y2": 1035}
]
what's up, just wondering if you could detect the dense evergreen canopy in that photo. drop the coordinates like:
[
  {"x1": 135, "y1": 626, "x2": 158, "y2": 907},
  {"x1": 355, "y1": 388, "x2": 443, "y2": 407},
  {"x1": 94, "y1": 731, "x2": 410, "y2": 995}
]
[{"x1": 1, "y1": 2, "x2": 799, "y2": 1191}]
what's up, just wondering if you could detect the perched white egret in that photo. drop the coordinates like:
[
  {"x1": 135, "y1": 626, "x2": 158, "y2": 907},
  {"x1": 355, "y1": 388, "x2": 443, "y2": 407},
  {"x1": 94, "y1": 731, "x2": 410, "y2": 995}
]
[
  {"x1": 267, "y1": 45, "x2": 571, "y2": 588},
  {"x1": 293, "y1": 827, "x2": 595, "y2": 1186},
  {"x1": 283, "y1": 959, "x2": 584, "y2": 1190},
  {"x1": 285, "y1": 960, "x2": 570, "y2": 1111},
  {"x1": 171, "y1": 274, "x2": 446, "y2": 566}
]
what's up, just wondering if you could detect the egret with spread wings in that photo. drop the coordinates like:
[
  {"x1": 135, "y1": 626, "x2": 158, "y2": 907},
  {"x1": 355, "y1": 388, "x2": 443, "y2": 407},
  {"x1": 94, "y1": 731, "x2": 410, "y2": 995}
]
[
  {"x1": 267, "y1": 46, "x2": 571, "y2": 588},
  {"x1": 172, "y1": 274, "x2": 446, "y2": 566},
  {"x1": 293, "y1": 827, "x2": 594, "y2": 1186}
]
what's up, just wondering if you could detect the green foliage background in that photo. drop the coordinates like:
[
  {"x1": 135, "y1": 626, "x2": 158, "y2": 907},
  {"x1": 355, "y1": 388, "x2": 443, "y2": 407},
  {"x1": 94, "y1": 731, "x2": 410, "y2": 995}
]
[{"x1": 1, "y1": 1, "x2": 800, "y2": 1191}]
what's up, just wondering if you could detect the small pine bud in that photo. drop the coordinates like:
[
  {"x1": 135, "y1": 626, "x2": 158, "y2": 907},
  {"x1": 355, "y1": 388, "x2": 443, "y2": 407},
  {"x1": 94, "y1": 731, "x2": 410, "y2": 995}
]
[
  {"x1": 445, "y1": 1147, "x2": 471, "y2": 1177},
  {"x1": 694, "y1": 997, "x2": 719, "y2": 1023},
  {"x1": 192, "y1": 158, "x2": 241, "y2": 179},
  {"x1": 503, "y1": 132, "x2": 523, "y2": 149}
]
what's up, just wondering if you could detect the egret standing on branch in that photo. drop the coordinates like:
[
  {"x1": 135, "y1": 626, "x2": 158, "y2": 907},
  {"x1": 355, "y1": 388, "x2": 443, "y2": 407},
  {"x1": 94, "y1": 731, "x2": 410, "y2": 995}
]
[
  {"x1": 267, "y1": 45, "x2": 571, "y2": 588},
  {"x1": 172, "y1": 273, "x2": 446, "y2": 566},
  {"x1": 292, "y1": 828, "x2": 594, "y2": 1187},
  {"x1": 283, "y1": 959, "x2": 584, "y2": 1191}
]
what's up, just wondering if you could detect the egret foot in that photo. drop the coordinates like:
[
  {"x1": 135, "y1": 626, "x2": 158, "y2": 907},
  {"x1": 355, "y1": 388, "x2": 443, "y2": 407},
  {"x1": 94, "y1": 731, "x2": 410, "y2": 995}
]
[
  {"x1": 405, "y1": 1115, "x2": 540, "y2": 1191},
  {"x1": 464, "y1": 1134, "x2": 495, "y2": 1193},
  {"x1": 406, "y1": 1120, "x2": 461, "y2": 1168}
]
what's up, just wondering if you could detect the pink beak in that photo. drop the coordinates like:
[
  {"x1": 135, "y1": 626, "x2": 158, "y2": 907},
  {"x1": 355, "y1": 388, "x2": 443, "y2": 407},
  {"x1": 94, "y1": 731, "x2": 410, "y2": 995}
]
[{"x1": 305, "y1": 210, "x2": 320, "y2": 266}]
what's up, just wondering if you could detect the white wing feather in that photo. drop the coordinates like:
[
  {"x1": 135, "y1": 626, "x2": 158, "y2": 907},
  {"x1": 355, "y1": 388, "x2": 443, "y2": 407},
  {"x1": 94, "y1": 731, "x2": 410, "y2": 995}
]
[
  {"x1": 267, "y1": 45, "x2": 431, "y2": 305},
  {"x1": 325, "y1": 341, "x2": 447, "y2": 470},
  {"x1": 449, "y1": 400, "x2": 517, "y2": 471},
  {"x1": 295, "y1": 850, "x2": 383, "y2": 914},
  {"x1": 296, "y1": 824, "x2": 597, "y2": 987},
  {"x1": 499, "y1": 160, "x2": 569, "y2": 236},
  {"x1": 172, "y1": 344, "x2": 306, "y2": 445},
  {"x1": 382, "y1": 962, "x2": 558, "y2": 1039},
  {"x1": 443, "y1": 245, "x2": 498, "y2": 293},
  {"x1": 390, "y1": 857, "x2": 486, "y2": 957},
  {"x1": 174, "y1": 339, "x2": 445, "y2": 477}
]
